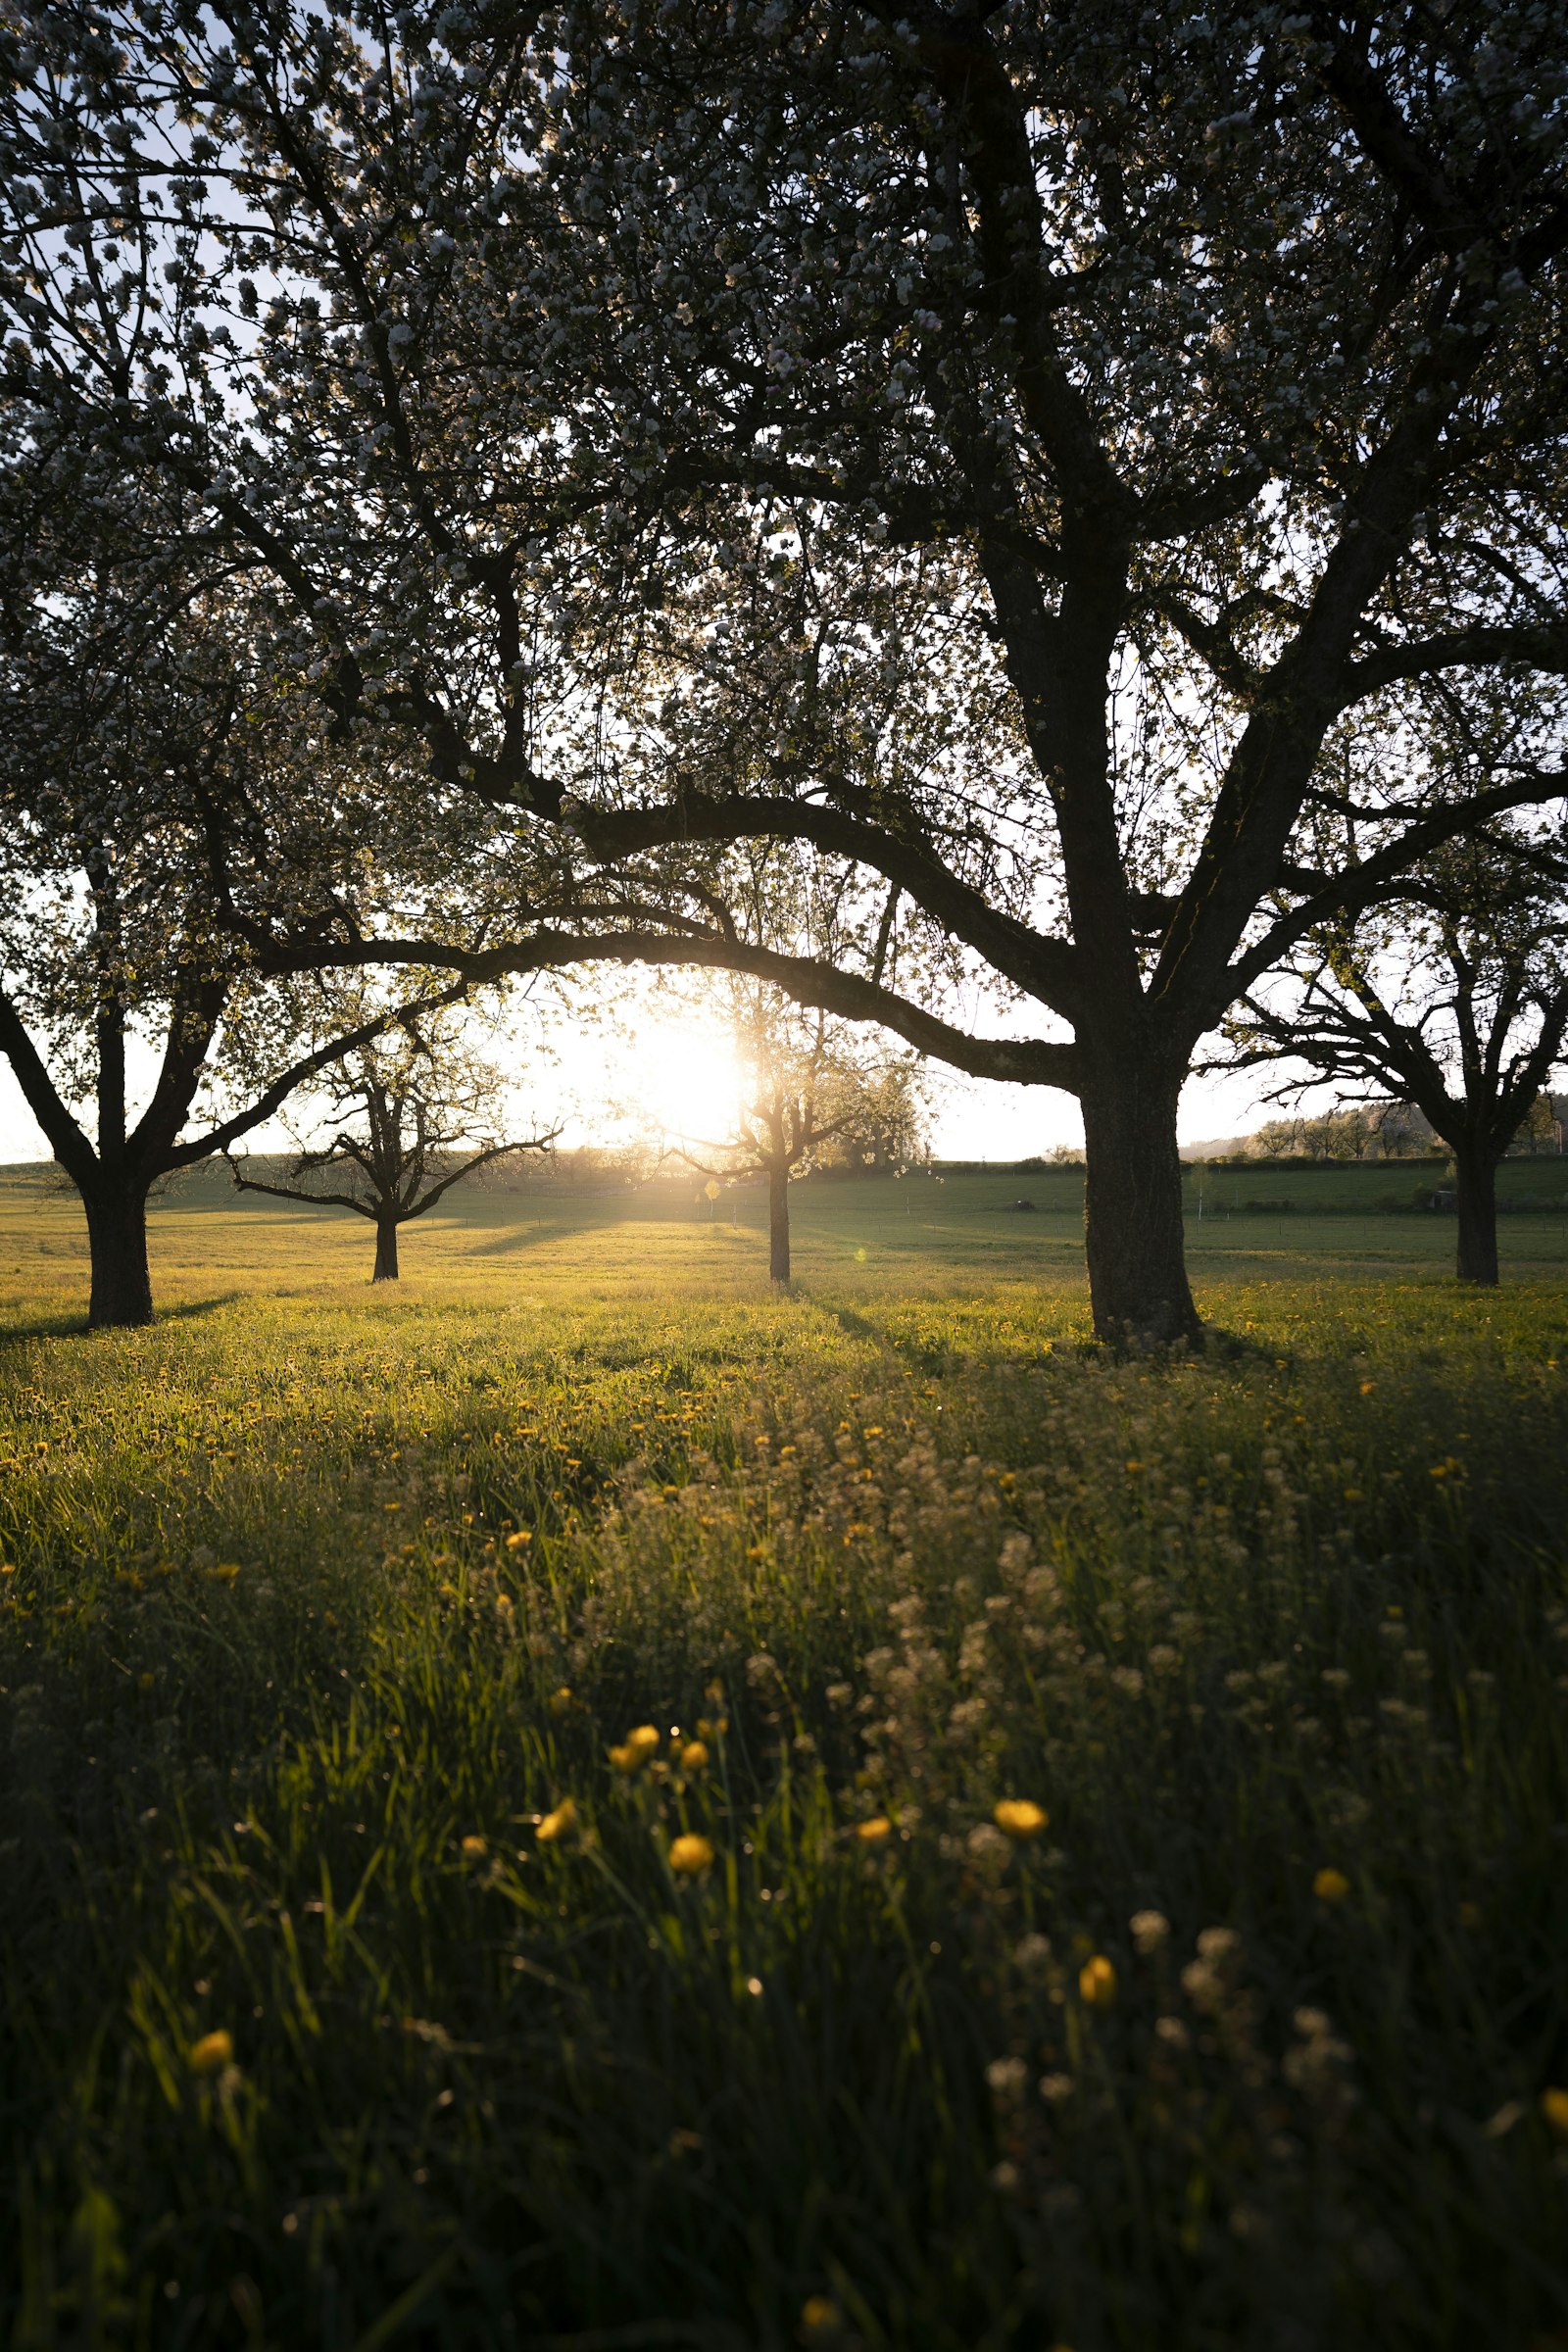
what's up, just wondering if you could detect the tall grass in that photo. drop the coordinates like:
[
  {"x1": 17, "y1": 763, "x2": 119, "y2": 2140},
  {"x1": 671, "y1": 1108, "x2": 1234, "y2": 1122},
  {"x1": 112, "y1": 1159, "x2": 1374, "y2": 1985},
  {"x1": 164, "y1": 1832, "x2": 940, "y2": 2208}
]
[{"x1": 1, "y1": 1244, "x2": 1566, "y2": 2348}]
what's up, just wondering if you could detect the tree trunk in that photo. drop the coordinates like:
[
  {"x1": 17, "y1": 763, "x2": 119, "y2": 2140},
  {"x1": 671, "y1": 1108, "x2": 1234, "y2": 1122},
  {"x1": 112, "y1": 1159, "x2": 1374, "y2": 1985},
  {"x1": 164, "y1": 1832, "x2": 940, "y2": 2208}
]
[
  {"x1": 768, "y1": 1161, "x2": 790, "y2": 1285},
  {"x1": 82, "y1": 1177, "x2": 154, "y2": 1330},
  {"x1": 1453, "y1": 1144, "x2": 1499, "y2": 1285},
  {"x1": 372, "y1": 1214, "x2": 401, "y2": 1282},
  {"x1": 1079, "y1": 1057, "x2": 1201, "y2": 1347}
]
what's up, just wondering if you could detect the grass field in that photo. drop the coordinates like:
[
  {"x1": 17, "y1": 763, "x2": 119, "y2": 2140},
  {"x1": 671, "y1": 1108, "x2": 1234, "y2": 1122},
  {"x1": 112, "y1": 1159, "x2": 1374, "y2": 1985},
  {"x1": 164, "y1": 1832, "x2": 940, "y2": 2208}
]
[{"x1": 2, "y1": 1166, "x2": 1567, "y2": 2350}]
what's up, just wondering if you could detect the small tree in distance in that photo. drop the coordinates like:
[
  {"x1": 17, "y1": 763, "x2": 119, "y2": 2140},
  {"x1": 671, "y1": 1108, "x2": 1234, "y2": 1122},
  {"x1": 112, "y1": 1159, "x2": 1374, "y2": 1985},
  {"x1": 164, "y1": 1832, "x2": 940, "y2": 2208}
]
[
  {"x1": 670, "y1": 992, "x2": 918, "y2": 1284},
  {"x1": 226, "y1": 1018, "x2": 556, "y2": 1282},
  {"x1": 1227, "y1": 831, "x2": 1568, "y2": 1287}
]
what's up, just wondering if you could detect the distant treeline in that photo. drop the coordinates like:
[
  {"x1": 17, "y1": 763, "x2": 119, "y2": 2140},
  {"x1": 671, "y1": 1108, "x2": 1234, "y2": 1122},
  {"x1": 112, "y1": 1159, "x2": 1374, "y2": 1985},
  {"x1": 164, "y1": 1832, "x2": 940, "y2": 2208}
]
[{"x1": 1222, "y1": 1101, "x2": 1566, "y2": 1163}]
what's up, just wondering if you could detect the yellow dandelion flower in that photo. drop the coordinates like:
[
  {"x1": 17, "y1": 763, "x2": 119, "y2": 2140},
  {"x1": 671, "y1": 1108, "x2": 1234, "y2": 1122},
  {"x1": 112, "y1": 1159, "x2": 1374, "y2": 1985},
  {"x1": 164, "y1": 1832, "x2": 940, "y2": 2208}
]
[
  {"x1": 548, "y1": 1686, "x2": 573, "y2": 1715},
  {"x1": 537, "y1": 1798, "x2": 576, "y2": 1843},
  {"x1": 187, "y1": 2030, "x2": 233, "y2": 2076},
  {"x1": 461, "y1": 1835, "x2": 488, "y2": 1859},
  {"x1": 669, "y1": 1834, "x2": 714, "y2": 1876},
  {"x1": 993, "y1": 1798, "x2": 1048, "y2": 1842},
  {"x1": 1078, "y1": 1954, "x2": 1117, "y2": 2008},
  {"x1": 857, "y1": 1816, "x2": 894, "y2": 1844},
  {"x1": 800, "y1": 2296, "x2": 844, "y2": 2337},
  {"x1": 680, "y1": 1740, "x2": 710, "y2": 1773},
  {"x1": 505, "y1": 1530, "x2": 532, "y2": 1550},
  {"x1": 1312, "y1": 1866, "x2": 1350, "y2": 1905},
  {"x1": 1541, "y1": 2086, "x2": 1568, "y2": 2139},
  {"x1": 611, "y1": 1723, "x2": 661, "y2": 1773}
]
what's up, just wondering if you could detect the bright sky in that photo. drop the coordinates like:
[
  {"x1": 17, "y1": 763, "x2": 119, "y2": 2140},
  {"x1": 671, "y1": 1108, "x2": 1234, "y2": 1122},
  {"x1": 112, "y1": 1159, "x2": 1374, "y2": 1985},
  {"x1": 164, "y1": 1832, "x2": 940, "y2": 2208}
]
[{"x1": 0, "y1": 978, "x2": 1278, "y2": 1167}]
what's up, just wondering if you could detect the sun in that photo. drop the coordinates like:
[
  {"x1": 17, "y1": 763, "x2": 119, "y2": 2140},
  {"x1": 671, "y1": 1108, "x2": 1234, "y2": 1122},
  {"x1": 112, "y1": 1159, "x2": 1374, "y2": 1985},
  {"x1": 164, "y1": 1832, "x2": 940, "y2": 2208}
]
[{"x1": 615, "y1": 1012, "x2": 747, "y2": 1146}]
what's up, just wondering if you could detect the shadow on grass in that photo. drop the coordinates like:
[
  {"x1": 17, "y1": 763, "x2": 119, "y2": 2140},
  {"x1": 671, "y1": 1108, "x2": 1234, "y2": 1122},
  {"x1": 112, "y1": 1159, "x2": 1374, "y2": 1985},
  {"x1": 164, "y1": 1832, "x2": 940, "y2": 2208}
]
[{"x1": 0, "y1": 1292, "x2": 243, "y2": 1346}]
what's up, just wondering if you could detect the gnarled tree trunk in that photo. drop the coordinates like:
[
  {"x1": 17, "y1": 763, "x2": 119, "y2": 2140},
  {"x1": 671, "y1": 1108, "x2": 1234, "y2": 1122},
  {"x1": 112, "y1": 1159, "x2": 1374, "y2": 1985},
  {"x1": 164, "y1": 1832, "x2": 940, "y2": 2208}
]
[
  {"x1": 767, "y1": 1161, "x2": 790, "y2": 1285},
  {"x1": 372, "y1": 1213, "x2": 401, "y2": 1282},
  {"x1": 1453, "y1": 1142, "x2": 1499, "y2": 1285},
  {"x1": 82, "y1": 1177, "x2": 154, "y2": 1329},
  {"x1": 1079, "y1": 1053, "x2": 1200, "y2": 1348}
]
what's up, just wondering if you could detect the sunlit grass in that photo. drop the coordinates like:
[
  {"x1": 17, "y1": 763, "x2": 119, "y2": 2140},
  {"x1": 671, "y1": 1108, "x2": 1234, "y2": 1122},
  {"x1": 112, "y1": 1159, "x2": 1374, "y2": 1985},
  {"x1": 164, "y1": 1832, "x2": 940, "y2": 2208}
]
[{"x1": 1, "y1": 1176, "x2": 1566, "y2": 2346}]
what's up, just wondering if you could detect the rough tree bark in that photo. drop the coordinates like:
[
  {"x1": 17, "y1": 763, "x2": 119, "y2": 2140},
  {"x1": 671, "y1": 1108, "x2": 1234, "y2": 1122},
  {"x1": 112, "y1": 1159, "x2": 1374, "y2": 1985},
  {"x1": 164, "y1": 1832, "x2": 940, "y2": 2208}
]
[
  {"x1": 81, "y1": 1175, "x2": 154, "y2": 1329},
  {"x1": 372, "y1": 1212, "x2": 402, "y2": 1282},
  {"x1": 371, "y1": 1213, "x2": 402, "y2": 1289},
  {"x1": 1452, "y1": 1141, "x2": 1500, "y2": 1286},
  {"x1": 1079, "y1": 1052, "x2": 1200, "y2": 1348}
]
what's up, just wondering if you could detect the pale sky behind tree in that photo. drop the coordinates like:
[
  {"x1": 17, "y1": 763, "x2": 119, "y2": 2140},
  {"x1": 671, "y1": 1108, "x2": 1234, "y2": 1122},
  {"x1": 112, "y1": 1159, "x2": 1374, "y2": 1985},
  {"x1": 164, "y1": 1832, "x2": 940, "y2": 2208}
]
[{"x1": 0, "y1": 984, "x2": 1280, "y2": 1168}]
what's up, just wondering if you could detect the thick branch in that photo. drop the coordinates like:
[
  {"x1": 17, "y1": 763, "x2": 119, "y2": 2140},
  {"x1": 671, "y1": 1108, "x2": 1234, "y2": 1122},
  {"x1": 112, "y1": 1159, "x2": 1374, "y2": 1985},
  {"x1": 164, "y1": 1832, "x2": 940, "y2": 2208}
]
[
  {"x1": 166, "y1": 980, "x2": 473, "y2": 1168},
  {"x1": 570, "y1": 793, "x2": 1076, "y2": 1010},
  {"x1": 224, "y1": 1160, "x2": 377, "y2": 1217},
  {"x1": 1230, "y1": 769, "x2": 1568, "y2": 1000},
  {"x1": 402, "y1": 1133, "x2": 559, "y2": 1219},
  {"x1": 0, "y1": 986, "x2": 97, "y2": 1189},
  {"x1": 1338, "y1": 621, "x2": 1568, "y2": 706}
]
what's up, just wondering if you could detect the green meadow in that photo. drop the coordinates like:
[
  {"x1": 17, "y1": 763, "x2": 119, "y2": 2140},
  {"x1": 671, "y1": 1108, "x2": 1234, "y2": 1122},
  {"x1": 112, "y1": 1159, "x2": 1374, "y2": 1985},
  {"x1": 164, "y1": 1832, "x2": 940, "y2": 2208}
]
[{"x1": 2, "y1": 1165, "x2": 1567, "y2": 2350}]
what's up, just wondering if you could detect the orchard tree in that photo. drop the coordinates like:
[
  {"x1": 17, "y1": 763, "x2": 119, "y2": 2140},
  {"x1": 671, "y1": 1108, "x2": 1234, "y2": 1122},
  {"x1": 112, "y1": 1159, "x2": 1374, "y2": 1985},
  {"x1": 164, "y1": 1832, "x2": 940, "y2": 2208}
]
[
  {"x1": 9, "y1": 3, "x2": 1568, "y2": 1341},
  {"x1": 226, "y1": 1007, "x2": 554, "y2": 1280},
  {"x1": 671, "y1": 987, "x2": 907, "y2": 1283},
  {"x1": 0, "y1": 425, "x2": 493, "y2": 1325},
  {"x1": 1229, "y1": 828, "x2": 1568, "y2": 1286},
  {"x1": 0, "y1": 651, "x2": 476, "y2": 1325},
  {"x1": 656, "y1": 841, "x2": 932, "y2": 1279},
  {"x1": 0, "y1": 73, "x2": 586, "y2": 1332}
]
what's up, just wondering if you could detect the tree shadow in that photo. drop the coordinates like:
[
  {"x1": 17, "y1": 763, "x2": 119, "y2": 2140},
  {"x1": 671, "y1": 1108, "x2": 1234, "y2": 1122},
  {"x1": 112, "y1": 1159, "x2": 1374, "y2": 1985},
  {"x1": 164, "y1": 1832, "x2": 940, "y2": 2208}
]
[
  {"x1": 808, "y1": 1298, "x2": 881, "y2": 1346},
  {"x1": 468, "y1": 1200, "x2": 724, "y2": 1254},
  {"x1": 0, "y1": 1293, "x2": 243, "y2": 1346}
]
